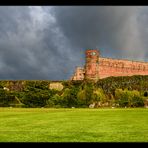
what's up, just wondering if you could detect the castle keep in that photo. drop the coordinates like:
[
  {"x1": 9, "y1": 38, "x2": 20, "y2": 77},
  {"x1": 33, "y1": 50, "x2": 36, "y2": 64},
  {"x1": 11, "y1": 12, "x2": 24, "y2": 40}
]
[{"x1": 70, "y1": 49, "x2": 148, "y2": 81}]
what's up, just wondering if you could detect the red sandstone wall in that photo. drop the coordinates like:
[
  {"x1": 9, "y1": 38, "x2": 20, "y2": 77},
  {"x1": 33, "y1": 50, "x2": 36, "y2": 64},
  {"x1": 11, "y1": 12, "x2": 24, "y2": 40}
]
[
  {"x1": 70, "y1": 49, "x2": 148, "y2": 80},
  {"x1": 99, "y1": 57, "x2": 148, "y2": 79}
]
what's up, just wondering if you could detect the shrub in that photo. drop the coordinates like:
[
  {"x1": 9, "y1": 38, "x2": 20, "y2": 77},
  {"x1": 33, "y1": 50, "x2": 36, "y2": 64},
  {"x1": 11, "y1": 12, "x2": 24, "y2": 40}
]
[
  {"x1": 115, "y1": 89, "x2": 144, "y2": 107},
  {"x1": 0, "y1": 89, "x2": 16, "y2": 107},
  {"x1": 93, "y1": 88, "x2": 107, "y2": 103},
  {"x1": 22, "y1": 91, "x2": 50, "y2": 107}
]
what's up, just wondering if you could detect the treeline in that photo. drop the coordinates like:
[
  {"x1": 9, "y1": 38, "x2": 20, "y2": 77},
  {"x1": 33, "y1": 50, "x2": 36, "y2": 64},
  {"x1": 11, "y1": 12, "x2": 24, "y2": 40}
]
[{"x1": 0, "y1": 75, "x2": 148, "y2": 108}]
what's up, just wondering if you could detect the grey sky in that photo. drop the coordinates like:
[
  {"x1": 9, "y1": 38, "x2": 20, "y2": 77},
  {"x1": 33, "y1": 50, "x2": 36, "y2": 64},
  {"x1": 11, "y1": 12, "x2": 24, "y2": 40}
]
[{"x1": 0, "y1": 6, "x2": 148, "y2": 80}]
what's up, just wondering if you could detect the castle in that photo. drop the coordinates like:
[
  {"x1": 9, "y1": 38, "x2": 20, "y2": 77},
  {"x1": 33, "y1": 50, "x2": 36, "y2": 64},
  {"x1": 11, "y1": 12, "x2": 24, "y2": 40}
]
[{"x1": 70, "y1": 49, "x2": 148, "y2": 81}]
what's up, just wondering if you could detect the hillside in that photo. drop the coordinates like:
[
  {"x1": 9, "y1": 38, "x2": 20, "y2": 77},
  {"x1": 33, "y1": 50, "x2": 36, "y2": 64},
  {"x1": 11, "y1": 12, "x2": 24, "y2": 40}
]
[{"x1": 0, "y1": 75, "x2": 148, "y2": 108}]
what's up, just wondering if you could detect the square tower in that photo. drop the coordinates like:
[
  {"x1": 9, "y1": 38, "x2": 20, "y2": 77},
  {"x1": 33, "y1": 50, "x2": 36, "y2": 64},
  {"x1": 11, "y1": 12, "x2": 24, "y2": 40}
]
[{"x1": 85, "y1": 49, "x2": 99, "y2": 81}]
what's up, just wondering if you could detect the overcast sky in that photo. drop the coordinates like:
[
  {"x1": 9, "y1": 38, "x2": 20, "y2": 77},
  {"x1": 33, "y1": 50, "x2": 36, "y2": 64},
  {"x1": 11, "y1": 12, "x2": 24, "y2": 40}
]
[{"x1": 0, "y1": 6, "x2": 148, "y2": 80}]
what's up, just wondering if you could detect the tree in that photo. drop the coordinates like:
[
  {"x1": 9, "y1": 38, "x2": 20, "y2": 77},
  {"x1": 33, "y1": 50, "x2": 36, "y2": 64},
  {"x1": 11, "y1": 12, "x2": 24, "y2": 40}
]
[
  {"x1": 22, "y1": 90, "x2": 50, "y2": 107},
  {"x1": 115, "y1": 89, "x2": 144, "y2": 107},
  {"x1": 61, "y1": 87, "x2": 79, "y2": 107},
  {"x1": 115, "y1": 89, "x2": 128, "y2": 107},
  {"x1": 0, "y1": 89, "x2": 16, "y2": 107},
  {"x1": 76, "y1": 82, "x2": 95, "y2": 107},
  {"x1": 93, "y1": 88, "x2": 106, "y2": 103}
]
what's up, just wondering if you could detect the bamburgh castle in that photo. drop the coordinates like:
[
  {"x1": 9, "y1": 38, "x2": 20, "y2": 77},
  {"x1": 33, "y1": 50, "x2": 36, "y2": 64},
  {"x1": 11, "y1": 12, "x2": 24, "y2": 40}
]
[{"x1": 70, "y1": 49, "x2": 148, "y2": 81}]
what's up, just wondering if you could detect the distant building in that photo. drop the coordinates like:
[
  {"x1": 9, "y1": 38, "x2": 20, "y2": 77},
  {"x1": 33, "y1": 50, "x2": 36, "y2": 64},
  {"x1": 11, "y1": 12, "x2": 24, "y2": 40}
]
[{"x1": 70, "y1": 49, "x2": 148, "y2": 81}]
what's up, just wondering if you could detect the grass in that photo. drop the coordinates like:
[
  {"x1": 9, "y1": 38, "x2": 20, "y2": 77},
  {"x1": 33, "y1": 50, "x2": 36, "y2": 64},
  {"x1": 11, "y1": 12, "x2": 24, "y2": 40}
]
[{"x1": 0, "y1": 107, "x2": 148, "y2": 142}]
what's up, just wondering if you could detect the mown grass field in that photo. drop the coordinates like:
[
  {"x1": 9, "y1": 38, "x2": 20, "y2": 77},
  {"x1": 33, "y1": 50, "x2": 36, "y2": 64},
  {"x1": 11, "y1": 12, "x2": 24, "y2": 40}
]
[{"x1": 0, "y1": 108, "x2": 148, "y2": 142}]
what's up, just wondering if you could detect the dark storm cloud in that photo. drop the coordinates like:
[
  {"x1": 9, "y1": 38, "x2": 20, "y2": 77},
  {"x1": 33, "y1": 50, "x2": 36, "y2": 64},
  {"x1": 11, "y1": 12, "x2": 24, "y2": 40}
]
[
  {"x1": 0, "y1": 6, "x2": 71, "y2": 80},
  {"x1": 0, "y1": 6, "x2": 147, "y2": 80},
  {"x1": 53, "y1": 6, "x2": 146, "y2": 60}
]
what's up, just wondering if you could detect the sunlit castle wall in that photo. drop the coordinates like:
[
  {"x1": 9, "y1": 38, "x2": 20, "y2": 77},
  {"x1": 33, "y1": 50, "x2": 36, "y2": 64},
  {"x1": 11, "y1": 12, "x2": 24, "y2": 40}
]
[
  {"x1": 71, "y1": 49, "x2": 148, "y2": 80},
  {"x1": 85, "y1": 49, "x2": 148, "y2": 80}
]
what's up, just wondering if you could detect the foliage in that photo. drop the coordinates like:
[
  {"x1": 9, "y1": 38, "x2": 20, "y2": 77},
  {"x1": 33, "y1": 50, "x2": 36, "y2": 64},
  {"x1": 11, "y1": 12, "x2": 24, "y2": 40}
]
[
  {"x1": 93, "y1": 88, "x2": 107, "y2": 103},
  {"x1": 0, "y1": 75, "x2": 148, "y2": 108},
  {"x1": 96, "y1": 75, "x2": 148, "y2": 94},
  {"x1": 0, "y1": 89, "x2": 17, "y2": 107},
  {"x1": 22, "y1": 90, "x2": 50, "y2": 107},
  {"x1": 46, "y1": 94, "x2": 61, "y2": 108},
  {"x1": 115, "y1": 89, "x2": 144, "y2": 107}
]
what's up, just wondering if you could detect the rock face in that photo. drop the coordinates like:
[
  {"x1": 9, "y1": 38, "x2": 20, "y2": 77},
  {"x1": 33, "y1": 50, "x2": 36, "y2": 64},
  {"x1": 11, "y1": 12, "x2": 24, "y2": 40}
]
[
  {"x1": 71, "y1": 49, "x2": 148, "y2": 80},
  {"x1": 49, "y1": 82, "x2": 63, "y2": 91}
]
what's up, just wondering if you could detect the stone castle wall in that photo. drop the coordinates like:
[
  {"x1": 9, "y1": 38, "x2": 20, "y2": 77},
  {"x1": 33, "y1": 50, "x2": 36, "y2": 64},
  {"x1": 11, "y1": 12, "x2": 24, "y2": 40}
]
[
  {"x1": 70, "y1": 49, "x2": 148, "y2": 80},
  {"x1": 99, "y1": 57, "x2": 148, "y2": 79},
  {"x1": 70, "y1": 67, "x2": 84, "y2": 80}
]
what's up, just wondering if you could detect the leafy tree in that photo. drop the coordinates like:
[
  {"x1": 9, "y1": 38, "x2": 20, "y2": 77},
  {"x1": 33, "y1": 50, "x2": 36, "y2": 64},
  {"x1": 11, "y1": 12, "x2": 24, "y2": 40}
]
[
  {"x1": 76, "y1": 82, "x2": 95, "y2": 107},
  {"x1": 131, "y1": 95, "x2": 144, "y2": 107},
  {"x1": 0, "y1": 89, "x2": 16, "y2": 107},
  {"x1": 115, "y1": 89, "x2": 129, "y2": 107},
  {"x1": 77, "y1": 89, "x2": 87, "y2": 107},
  {"x1": 22, "y1": 91, "x2": 50, "y2": 107},
  {"x1": 46, "y1": 94, "x2": 61, "y2": 107},
  {"x1": 61, "y1": 87, "x2": 79, "y2": 107},
  {"x1": 93, "y1": 88, "x2": 107, "y2": 103},
  {"x1": 115, "y1": 89, "x2": 144, "y2": 107}
]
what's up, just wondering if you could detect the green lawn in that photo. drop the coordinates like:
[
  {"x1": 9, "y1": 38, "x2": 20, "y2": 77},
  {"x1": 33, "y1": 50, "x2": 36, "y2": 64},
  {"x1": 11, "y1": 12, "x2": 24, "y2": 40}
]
[{"x1": 0, "y1": 108, "x2": 148, "y2": 142}]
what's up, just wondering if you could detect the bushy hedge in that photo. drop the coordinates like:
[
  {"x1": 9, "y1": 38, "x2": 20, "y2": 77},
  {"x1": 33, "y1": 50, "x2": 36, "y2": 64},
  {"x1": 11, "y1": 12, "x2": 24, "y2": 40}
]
[{"x1": 115, "y1": 89, "x2": 144, "y2": 107}]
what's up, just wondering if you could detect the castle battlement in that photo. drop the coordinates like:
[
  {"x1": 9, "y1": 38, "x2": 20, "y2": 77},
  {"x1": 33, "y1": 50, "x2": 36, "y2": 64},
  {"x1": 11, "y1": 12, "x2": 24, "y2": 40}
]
[{"x1": 70, "y1": 49, "x2": 148, "y2": 80}]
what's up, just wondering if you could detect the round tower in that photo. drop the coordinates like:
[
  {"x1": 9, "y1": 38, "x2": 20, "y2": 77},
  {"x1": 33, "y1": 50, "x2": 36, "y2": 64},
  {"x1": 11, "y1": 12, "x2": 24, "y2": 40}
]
[{"x1": 85, "y1": 49, "x2": 99, "y2": 80}]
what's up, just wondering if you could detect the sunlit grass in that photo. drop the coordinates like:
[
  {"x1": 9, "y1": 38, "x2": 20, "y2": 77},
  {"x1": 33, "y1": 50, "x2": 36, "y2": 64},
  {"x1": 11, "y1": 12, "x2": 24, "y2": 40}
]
[{"x1": 0, "y1": 108, "x2": 148, "y2": 142}]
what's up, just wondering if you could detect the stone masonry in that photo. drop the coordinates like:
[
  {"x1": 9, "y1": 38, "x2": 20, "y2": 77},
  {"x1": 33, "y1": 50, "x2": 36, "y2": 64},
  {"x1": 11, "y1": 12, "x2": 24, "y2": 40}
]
[{"x1": 70, "y1": 49, "x2": 148, "y2": 80}]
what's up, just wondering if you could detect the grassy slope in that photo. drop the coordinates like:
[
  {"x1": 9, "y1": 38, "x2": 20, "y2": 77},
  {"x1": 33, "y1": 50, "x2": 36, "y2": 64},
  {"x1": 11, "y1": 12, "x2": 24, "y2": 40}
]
[{"x1": 0, "y1": 108, "x2": 148, "y2": 142}]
